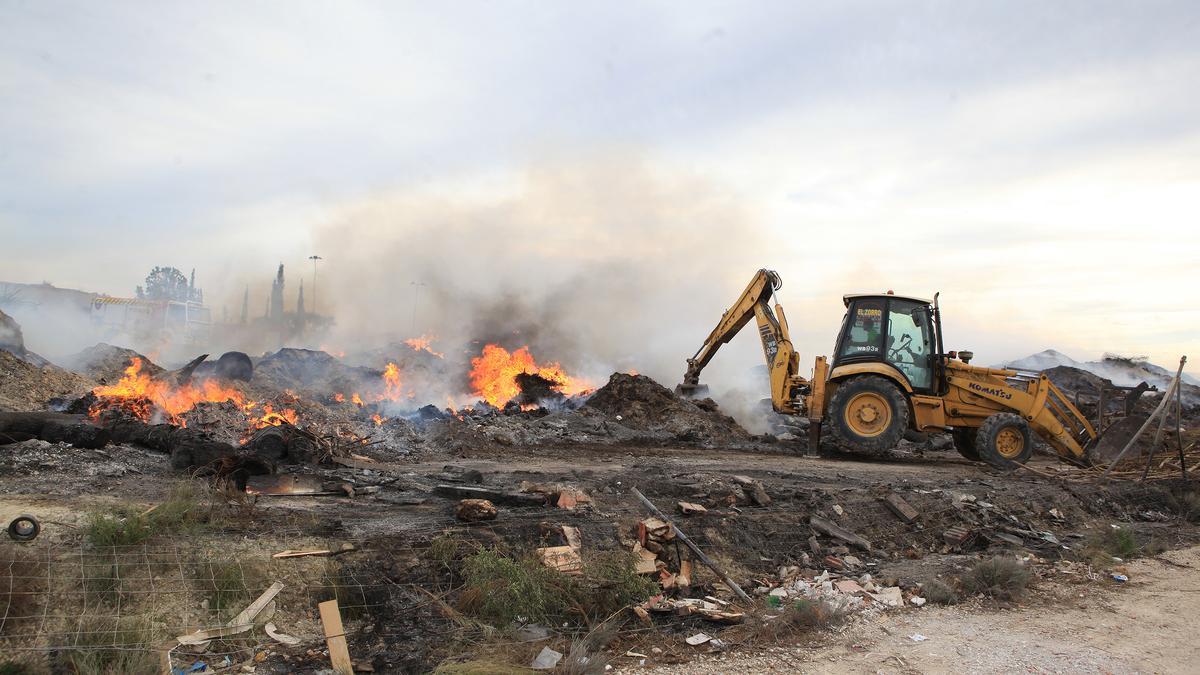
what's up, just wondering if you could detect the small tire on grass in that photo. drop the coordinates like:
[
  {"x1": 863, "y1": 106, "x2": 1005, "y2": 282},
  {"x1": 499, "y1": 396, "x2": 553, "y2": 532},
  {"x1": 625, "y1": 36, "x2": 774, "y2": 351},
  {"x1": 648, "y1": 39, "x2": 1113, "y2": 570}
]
[{"x1": 975, "y1": 413, "x2": 1033, "y2": 470}]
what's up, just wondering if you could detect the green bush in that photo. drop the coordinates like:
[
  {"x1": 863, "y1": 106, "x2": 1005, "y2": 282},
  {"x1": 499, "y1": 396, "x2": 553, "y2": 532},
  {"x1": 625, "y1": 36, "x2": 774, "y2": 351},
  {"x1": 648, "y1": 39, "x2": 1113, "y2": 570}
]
[
  {"x1": 457, "y1": 548, "x2": 656, "y2": 627},
  {"x1": 84, "y1": 481, "x2": 211, "y2": 548}
]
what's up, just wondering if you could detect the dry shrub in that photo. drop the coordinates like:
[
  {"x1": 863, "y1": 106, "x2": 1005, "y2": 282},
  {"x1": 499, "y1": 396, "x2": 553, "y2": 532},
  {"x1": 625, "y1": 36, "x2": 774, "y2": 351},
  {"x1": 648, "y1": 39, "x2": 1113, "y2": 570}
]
[
  {"x1": 960, "y1": 557, "x2": 1030, "y2": 600},
  {"x1": 51, "y1": 615, "x2": 159, "y2": 674},
  {"x1": 751, "y1": 598, "x2": 846, "y2": 645},
  {"x1": 920, "y1": 578, "x2": 959, "y2": 605}
]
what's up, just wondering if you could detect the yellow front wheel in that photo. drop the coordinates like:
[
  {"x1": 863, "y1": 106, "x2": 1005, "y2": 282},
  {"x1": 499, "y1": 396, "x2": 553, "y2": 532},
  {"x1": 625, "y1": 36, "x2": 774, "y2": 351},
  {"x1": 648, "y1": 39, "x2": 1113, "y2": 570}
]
[{"x1": 976, "y1": 413, "x2": 1033, "y2": 469}]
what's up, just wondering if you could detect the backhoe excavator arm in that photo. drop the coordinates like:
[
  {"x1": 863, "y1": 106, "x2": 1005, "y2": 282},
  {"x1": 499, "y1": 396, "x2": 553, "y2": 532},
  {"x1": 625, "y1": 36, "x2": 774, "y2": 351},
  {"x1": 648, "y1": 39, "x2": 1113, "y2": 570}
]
[{"x1": 678, "y1": 269, "x2": 807, "y2": 414}]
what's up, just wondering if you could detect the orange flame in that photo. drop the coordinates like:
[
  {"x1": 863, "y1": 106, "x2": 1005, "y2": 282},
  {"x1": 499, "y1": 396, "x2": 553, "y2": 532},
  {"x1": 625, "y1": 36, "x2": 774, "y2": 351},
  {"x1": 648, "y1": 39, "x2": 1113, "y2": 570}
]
[
  {"x1": 250, "y1": 404, "x2": 298, "y2": 429},
  {"x1": 467, "y1": 345, "x2": 591, "y2": 408},
  {"x1": 371, "y1": 413, "x2": 385, "y2": 426},
  {"x1": 381, "y1": 362, "x2": 403, "y2": 401},
  {"x1": 90, "y1": 357, "x2": 245, "y2": 425},
  {"x1": 351, "y1": 393, "x2": 364, "y2": 407},
  {"x1": 333, "y1": 393, "x2": 345, "y2": 403},
  {"x1": 403, "y1": 335, "x2": 445, "y2": 359}
]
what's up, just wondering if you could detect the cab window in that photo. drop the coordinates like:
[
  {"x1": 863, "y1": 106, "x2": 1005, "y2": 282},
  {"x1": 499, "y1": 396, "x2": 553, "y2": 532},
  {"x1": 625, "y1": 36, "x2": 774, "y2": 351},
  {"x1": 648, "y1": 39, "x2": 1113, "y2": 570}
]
[
  {"x1": 886, "y1": 299, "x2": 933, "y2": 389},
  {"x1": 838, "y1": 299, "x2": 885, "y2": 358}
]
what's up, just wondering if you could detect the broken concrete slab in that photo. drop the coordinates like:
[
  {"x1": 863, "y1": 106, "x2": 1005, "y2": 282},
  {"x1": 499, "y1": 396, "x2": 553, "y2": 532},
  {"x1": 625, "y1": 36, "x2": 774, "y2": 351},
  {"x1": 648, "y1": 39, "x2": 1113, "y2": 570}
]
[
  {"x1": 677, "y1": 501, "x2": 707, "y2": 515},
  {"x1": 868, "y1": 586, "x2": 903, "y2": 607}
]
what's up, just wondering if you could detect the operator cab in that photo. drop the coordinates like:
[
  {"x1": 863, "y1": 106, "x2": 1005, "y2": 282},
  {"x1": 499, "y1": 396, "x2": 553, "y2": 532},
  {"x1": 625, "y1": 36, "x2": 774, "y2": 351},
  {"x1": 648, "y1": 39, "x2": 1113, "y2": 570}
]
[{"x1": 833, "y1": 292, "x2": 940, "y2": 393}]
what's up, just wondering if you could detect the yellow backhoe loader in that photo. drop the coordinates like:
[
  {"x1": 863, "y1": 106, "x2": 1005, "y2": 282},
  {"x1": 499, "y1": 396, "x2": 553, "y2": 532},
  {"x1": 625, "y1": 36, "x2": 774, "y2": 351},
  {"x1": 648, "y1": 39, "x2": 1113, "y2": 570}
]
[{"x1": 677, "y1": 269, "x2": 1105, "y2": 469}]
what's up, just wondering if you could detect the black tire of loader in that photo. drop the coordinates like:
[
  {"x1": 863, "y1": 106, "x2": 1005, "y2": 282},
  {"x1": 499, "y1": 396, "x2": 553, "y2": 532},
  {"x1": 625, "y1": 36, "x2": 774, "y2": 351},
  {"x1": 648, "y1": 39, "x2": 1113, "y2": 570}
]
[
  {"x1": 975, "y1": 413, "x2": 1033, "y2": 470},
  {"x1": 828, "y1": 376, "x2": 910, "y2": 453},
  {"x1": 952, "y1": 428, "x2": 980, "y2": 460}
]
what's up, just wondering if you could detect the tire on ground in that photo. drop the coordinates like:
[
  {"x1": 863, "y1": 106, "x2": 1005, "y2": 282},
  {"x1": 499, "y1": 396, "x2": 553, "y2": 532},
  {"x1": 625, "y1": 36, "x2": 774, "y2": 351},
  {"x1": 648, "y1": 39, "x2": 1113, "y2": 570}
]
[
  {"x1": 951, "y1": 428, "x2": 980, "y2": 460},
  {"x1": 828, "y1": 375, "x2": 910, "y2": 453},
  {"x1": 974, "y1": 413, "x2": 1033, "y2": 470}
]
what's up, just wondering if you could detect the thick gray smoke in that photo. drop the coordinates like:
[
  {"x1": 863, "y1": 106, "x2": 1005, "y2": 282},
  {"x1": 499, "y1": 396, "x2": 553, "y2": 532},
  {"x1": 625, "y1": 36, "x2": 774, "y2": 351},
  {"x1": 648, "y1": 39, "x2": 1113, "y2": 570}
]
[{"x1": 313, "y1": 155, "x2": 777, "y2": 404}]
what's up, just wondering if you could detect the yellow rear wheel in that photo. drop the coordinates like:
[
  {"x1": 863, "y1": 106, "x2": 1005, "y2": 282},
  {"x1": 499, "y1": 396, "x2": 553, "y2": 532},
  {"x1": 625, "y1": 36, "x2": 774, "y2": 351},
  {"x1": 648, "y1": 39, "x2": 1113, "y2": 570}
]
[{"x1": 828, "y1": 375, "x2": 909, "y2": 453}]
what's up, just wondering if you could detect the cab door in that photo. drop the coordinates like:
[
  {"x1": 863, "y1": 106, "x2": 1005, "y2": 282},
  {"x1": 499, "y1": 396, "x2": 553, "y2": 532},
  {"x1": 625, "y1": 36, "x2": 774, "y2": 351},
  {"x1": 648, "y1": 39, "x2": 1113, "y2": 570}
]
[{"x1": 883, "y1": 299, "x2": 934, "y2": 392}]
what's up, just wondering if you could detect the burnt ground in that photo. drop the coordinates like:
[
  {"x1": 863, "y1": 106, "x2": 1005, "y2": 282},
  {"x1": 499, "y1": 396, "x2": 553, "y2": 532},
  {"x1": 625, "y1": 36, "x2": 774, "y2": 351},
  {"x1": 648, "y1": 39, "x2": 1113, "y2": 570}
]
[{"x1": 4, "y1": 433, "x2": 1200, "y2": 673}]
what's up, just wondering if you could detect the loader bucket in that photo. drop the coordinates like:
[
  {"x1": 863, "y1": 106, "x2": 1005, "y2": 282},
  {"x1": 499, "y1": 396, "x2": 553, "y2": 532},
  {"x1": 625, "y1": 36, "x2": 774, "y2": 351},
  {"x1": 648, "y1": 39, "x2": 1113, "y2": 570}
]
[
  {"x1": 674, "y1": 382, "x2": 710, "y2": 399},
  {"x1": 1086, "y1": 414, "x2": 1150, "y2": 464}
]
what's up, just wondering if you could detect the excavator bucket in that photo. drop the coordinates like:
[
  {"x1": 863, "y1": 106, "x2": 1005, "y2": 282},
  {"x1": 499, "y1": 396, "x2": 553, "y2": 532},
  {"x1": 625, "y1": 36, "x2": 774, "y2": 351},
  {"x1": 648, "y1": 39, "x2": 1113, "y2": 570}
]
[{"x1": 674, "y1": 382, "x2": 710, "y2": 399}]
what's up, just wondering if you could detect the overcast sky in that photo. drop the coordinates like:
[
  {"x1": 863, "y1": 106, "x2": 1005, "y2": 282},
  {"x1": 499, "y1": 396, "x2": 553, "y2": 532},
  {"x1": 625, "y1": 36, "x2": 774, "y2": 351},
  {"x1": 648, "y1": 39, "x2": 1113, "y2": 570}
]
[{"x1": 1, "y1": 1, "x2": 1197, "y2": 374}]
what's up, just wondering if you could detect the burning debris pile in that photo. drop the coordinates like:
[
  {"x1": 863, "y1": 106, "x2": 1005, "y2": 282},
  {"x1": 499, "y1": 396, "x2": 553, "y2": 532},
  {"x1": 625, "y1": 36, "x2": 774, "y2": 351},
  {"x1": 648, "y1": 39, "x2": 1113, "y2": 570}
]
[{"x1": 1, "y1": 305, "x2": 758, "y2": 480}]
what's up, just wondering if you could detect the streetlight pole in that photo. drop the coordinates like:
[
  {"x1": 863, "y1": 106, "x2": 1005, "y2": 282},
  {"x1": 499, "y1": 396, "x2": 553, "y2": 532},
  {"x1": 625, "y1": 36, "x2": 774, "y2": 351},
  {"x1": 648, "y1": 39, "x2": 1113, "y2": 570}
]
[
  {"x1": 410, "y1": 281, "x2": 426, "y2": 333},
  {"x1": 308, "y1": 255, "x2": 322, "y2": 315}
]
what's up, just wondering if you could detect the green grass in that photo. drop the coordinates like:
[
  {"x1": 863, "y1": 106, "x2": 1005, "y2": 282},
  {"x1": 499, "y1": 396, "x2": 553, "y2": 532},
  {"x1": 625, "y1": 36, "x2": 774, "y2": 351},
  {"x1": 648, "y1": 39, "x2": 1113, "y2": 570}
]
[
  {"x1": 194, "y1": 559, "x2": 266, "y2": 619},
  {"x1": 960, "y1": 557, "x2": 1031, "y2": 600},
  {"x1": 84, "y1": 481, "x2": 214, "y2": 549},
  {"x1": 53, "y1": 616, "x2": 159, "y2": 675},
  {"x1": 456, "y1": 548, "x2": 657, "y2": 627},
  {"x1": 0, "y1": 661, "x2": 37, "y2": 675}
]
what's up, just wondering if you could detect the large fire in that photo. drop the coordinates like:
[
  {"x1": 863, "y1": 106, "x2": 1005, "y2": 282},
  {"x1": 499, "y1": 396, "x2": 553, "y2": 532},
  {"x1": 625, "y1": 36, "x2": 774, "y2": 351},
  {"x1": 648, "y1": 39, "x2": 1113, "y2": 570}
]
[
  {"x1": 91, "y1": 357, "x2": 298, "y2": 432},
  {"x1": 91, "y1": 357, "x2": 245, "y2": 425},
  {"x1": 468, "y1": 344, "x2": 592, "y2": 407}
]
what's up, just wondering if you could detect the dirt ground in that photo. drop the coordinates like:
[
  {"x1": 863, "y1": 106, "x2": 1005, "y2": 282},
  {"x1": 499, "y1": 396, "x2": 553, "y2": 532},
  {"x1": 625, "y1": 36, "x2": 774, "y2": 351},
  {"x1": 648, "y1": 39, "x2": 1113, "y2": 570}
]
[
  {"x1": 4, "y1": 430, "x2": 1200, "y2": 672},
  {"x1": 629, "y1": 544, "x2": 1200, "y2": 674}
]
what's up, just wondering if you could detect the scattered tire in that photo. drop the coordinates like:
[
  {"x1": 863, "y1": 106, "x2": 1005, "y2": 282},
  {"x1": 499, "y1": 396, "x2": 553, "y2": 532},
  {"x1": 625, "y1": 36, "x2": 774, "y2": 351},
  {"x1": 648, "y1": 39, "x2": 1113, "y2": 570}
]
[
  {"x1": 975, "y1": 413, "x2": 1033, "y2": 469},
  {"x1": 952, "y1": 428, "x2": 980, "y2": 460},
  {"x1": 7, "y1": 514, "x2": 40, "y2": 542},
  {"x1": 828, "y1": 376, "x2": 910, "y2": 453}
]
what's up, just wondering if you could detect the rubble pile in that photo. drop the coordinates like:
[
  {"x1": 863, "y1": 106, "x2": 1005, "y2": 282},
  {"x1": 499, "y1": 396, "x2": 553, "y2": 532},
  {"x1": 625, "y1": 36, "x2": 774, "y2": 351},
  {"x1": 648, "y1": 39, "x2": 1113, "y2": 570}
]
[
  {"x1": 252, "y1": 347, "x2": 380, "y2": 397},
  {"x1": 0, "y1": 351, "x2": 94, "y2": 413},
  {"x1": 583, "y1": 372, "x2": 752, "y2": 446}
]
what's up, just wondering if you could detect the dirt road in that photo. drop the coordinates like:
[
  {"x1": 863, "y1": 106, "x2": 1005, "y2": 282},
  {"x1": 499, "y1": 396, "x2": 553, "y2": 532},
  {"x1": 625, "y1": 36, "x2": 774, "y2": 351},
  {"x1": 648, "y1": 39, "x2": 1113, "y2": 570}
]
[{"x1": 630, "y1": 545, "x2": 1200, "y2": 674}]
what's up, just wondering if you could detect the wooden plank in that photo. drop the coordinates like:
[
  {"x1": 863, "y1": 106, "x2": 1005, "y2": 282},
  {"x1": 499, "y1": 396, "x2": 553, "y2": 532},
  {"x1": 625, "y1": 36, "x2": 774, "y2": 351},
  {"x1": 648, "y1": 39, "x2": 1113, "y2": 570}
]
[
  {"x1": 810, "y1": 515, "x2": 872, "y2": 551},
  {"x1": 880, "y1": 493, "x2": 919, "y2": 523},
  {"x1": 319, "y1": 599, "x2": 354, "y2": 675},
  {"x1": 631, "y1": 487, "x2": 752, "y2": 603}
]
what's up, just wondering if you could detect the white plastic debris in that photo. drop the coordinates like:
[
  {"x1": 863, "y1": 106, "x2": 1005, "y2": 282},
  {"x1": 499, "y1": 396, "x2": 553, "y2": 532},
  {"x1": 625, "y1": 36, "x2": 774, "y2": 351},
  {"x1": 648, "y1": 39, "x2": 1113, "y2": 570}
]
[
  {"x1": 686, "y1": 633, "x2": 712, "y2": 646},
  {"x1": 531, "y1": 646, "x2": 563, "y2": 669},
  {"x1": 910, "y1": 596, "x2": 927, "y2": 607},
  {"x1": 910, "y1": 634, "x2": 928, "y2": 642},
  {"x1": 1111, "y1": 573, "x2": 1129, "y2": 583}
]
